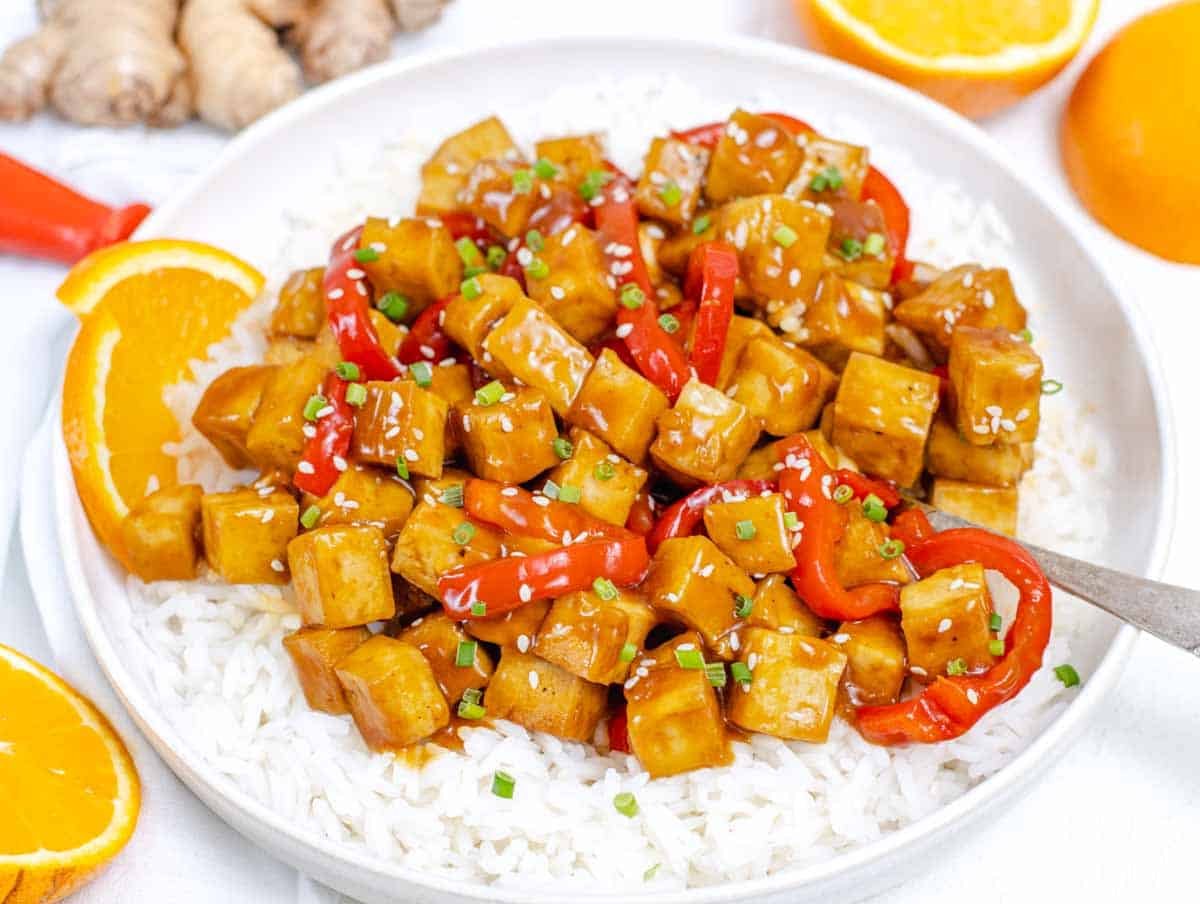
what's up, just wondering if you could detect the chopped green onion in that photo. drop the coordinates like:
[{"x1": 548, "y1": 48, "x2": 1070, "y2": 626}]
[
  {"x1": 613, "y1": 791, "x2": 639, "y2": 818},
  {"x1": 989, "y1": 613, "x2": 1003, "y2": 632},
  {"x1": 525, "y1": 257, "x2": 550, "y2": 280},
  {"x1": 878, "y1": 538, "x2": 905, "y2": 559},
  {"x1": 553, "y1": 437, "x2": 574, "y2": 460},
  {"x1": 659, "y1": 181, "x2": 683, "y2": 207},
  {"x1": 862, "y1": 494, "x2": 888, "y2": 522},
  {"x1": 462, "y1": 688, "x2": 482, "y2": 705},
  {"x1": 302, "y1": 394, "x2": 326, "y2": 421},
  {"x1": 839, "y1": 236, "x2": 864, "y2": 261},
  {"x1": 674, "y1": 647, "x2": 705, "y2": 670},
  {"x1": 345, "y1": 382, "x2": 367, "y2": 407},
  {"x1": 734, "y1": 593, "x2": 754, "y2": 618},
  {"x1": 457, "y1": 698, "x2": 486, "y2": 720},
  {"x1": 354, "y1": 246, "x2": 380, "y2": 263},
  {"x1": 1054, "y1": 664, "x2": 1081, "y2": 687},
  {"x1": 452, "y1": 522, "x2": 476, "y2": 545},
  {"x1": 376, "y1": 291, "x2": 409, "y2": 323},
  {"x1": 525, "y1": 229, "x2": 545, "y2": 252},
  {"x1": 334, "y1": 361, "x2": 361, "y2": 381},
  {"x1": 783, "y1": 511, "x2": 800, "y2": 530},
  {"x1": 704, "y1": 661, "x2": 727, "y2": 688},
  {"x1": 455, "y1": 237, "x2": 483, "y2": 267},
  {"x1": 542, "y1": 480, "x2": 560, "y2": 500},
  {"x1": 557, "y1": 484, "x2": 582, "y2": 504},
  {"x1": 988, "y1": 639, "x2": 1006, "y2": 657},
  {"x1": 863, "y1": 232, "x2": 887, "y2": 257},
  {"x1": 692, "y1": 214, "x2": 711, "y2": 235},
  {"x1": 620, "y1": 284, "x2": 645, "y2": 309},
  {"x1": 441, "y1": 484, "x2": 465, "y2": 508},
  {"x1": 409, "y1": 361, "x2": 433, "y2": 387},
  {"x1": 463, "y1": 264, "x2": 487, "y2": 280},
  {"x1": 300, "y1": 505, "x2": 321, "y2": 529},
  {"x1": 1041, "y1": 379, "x2": 1064, "y2": 396},
  {"x1": 593, "y1": 577, "x2": 618, "y2": 600},
  {"x1": 619, "y1": 642, "x2": 637, "y2": 663},
  {"x1": 644, "y1": 864, "x2": 661, "y2": 881},
  {"x1": 474, "y1": 380, "x2": 505, "y2": 406},
  {"x1": 809, "y1": 165, "x2": 843, "y2": 192},
  {"x1": 461, "y1": 276, "x2": 483, "y2": 300},
  {"x1": 734, "y1": 520, "x2": 757, "y2": 540},
  {"x1": 730, "y1": 662, "x2": 752, "y2": 686},
  {"x1": 772, "y1": 224, "x2": 798, "y2": 248},
  {"x1": 593, "y1": 461, "x2": 615, "y2": 481},
  {"x1": 455, "y1": 639, "x2": 477, "y2": 667},
  {"x1": 492, "y1": 770, "x2": 515, "y2": 799},
  {"x1": 511, "y1": 169, "x2": 534, "y2": 194},
  {"x1": 533, "y1": 157, "x2": 559, "y2": 180},
  {"x1": 1018, "y1": 328, "x2": 1034, "y2": 344},
  {"x1": 395, "y1": 457, "x2": 409, "y2": 480},
  {"x1": 486, "y1": 245, "x2": 507, "y2": 270},
  {"x1": 832, "y1": 484, "x2": 854, "y2": 504},
  {"x1": 470, "y1": 600, "x2": 488, "y2": 617},
  {"x1": 579, "y1": 169, "x2": 612, "y2": 201},
  {"x1": 658, "y1": 313, "x2": 680, "y2": 334},
  {"x1": 946, "y1": 658, "x2": 967, "y2": 677}
]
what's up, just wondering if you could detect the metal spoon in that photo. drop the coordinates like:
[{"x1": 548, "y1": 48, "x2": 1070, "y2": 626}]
[{"x1": 912, "y1": 502, "x2": 1199, "y2": 657}]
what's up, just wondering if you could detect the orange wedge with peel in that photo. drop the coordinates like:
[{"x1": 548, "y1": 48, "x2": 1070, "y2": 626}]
[
  {"x1": 0, "y1": 644, "x2": 141, "y2": 903},
  {"x1": 794, "y1": 0, "x2": 1099, "y2": 119},
  {"x1": 60, "y1": 240, "x2": 264, "y2": 568}
]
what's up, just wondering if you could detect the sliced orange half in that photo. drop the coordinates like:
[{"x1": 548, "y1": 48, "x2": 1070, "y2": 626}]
[{"x1": 0, "y1": 644, "x2": 141, "y2": 903}]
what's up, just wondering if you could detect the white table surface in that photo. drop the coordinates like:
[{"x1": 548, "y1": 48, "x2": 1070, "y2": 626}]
[{"x1": 2, "y1": 1, "x2": 1198, "y2": 901}]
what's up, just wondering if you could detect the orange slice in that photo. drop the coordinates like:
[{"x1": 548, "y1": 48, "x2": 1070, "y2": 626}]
[
  {"x1": 0, "y1": 644, "x2": 141, "y2": 903},
  {"x1": 60, "y1": 240, "x2": 264, "y2": 568},
  {"x1": 794, "y1": 0, "x2": 1099, "y2": 118}
]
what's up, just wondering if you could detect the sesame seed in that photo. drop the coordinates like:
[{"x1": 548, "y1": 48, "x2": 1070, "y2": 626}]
[
  {"x1": 517, "y1": 634, "x2": 530, "y2": 652},
  {"x1": 332, "y1": 456, "x2": 347, "y2": 471},
  {"x1": 614, "y1": 323, "x2": 633, "y2": 339},
  {"x1": 270, "y1": 559, "x2": 285, "y2": 572},
  {"x1": 404, "y1": 449, "x2": 419, "y2": 462},
  {"x1": 327, "y1": 287, "x2": 344, "y2": 300},
  {"x1": 550, "y1": 285, "x2": 565, "y2": 300},
  {"x1": 297, "y1": 461, "x2": 315, "y2": 474},
  {"x1": 966, "y1": 689, "x2": 980, "y2": 704},
  {"x1": 528, "y1": 670, "x2": 539, "y2": 689},
  {"x1": 501, "y1": 487, "x2": 519, "y2": 496},
  {"x1": 937, "y1": 618, "x2": 953, "y2": 634},
  {"x1": 832, "y1": 633, "x2": 850, "y2": 644},
  {"x1": 519, "y1": 584, "x2": 533, "y2": 602}
]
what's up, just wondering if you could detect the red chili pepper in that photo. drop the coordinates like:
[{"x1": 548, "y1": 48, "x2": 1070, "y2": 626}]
[
  {"x1": 856, "y1": 528, "x2": 1053, "y2": 745},
  {"x1": 861, "y1": 166, "x2": 913, "y2": 284},
  {"x1": 608, "y1": 707, "x2": 631, "y2": 753},
  {"x1": 397, "y1": 295, "x2": 456, "y2": 365},
  {"x1": 834, "y1": 469, "x2": 902, "y2": 510},
  {"x1": 684, "y1": 241, "x2": 739, "y2": 386},
  {"x1": 438, "y1": 537, "x2": 650, "y2": 619},
  {"x1": 323, "y1": 226, "x2": 402, "y2": 381},
  {"x1": 464, "y1": 479, "x2": 629, "y2": 544},
  {"x1": 776, "y1": 435, "x2": 901, "y2": 620},
  {"x1": 0, "y1": 153, "x2": 150, "y2": 264},
  {"x1": 293, "y1": 373, "x2": 355, "y2": 497},
  {"x1": 625, "y1": 491, "x2": 657, "y2": 537},
  {"x1": 647, "y1": 479, "x2": 776, "y2": 554},
  {"x1": 670, "y1": 112, "x2": 815, "y2": 148}
]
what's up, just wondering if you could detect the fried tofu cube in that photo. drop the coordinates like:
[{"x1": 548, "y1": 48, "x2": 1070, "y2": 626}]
[
  {"x1": 645, "y1": 536, "x2": 754, "y2": 658},
  {"x1": 121, "y1": 484, "x2": 203, "y2": 582},
  {"x1": 748, "y1": 574, "x2": 824, "y2": 636},
  {"x1": 703, "y1": 492, "x2": 796, "y2": 575},
  {"x1": 442, "y1": 273, "x2": 524, "y2": 366},
  {"x1": 534, "y1": 588, "x2": 657, "y2": 684},
  {"x1": 245, "y1": 349, "x2": 337, "y2": 473},
  {"x1": 418, "y1": 115, "x2": 518, "y2": 216},
  {"x1": 893, "y1": 265, "x2": 1027, "y2": 356},
  {"x1": 287, "y1": 524, "x2": 395, "y2": 628},
  {"x1": 624, "y1": 632, "x2": 732, "y2": 777},
  {"x1": 534, "y1": 133, "x2": 605, "y2": 187},
  {"x1": 270, "y1": 267, "x2": 326, "y2": 339},
  {"x1": 705, "y1": 109, "x2": 803, "y2": 203},
  {"x1": 459, "y1": 158, "x2": 545, "y2": 236},
  {"x1": 830, "y1": 353, "x2": 940, "y2": 487},
  {"x1": 524, "y1": 224, "x2": 618, "y2": 344},
  {"x1": 454, "y1": 385, "x2": 560, "y2": 484},
  {"x1": 282, "y1": 626, "x2": 370, "y2": 714},
  {"x1": 568, "y1": 349, "x2": 669, "y2": 464},
  {"x1": 390, "y1": 500, "x2": 503, "y2": 597},
  {"x1": 636, "y1": 137, "x2": 709, "y2": 225},
  {"x1": 834, "y1": 500, "x2": 911, "y2": 587},
  {"x1": 464, "y1": 599, "x2": 550, "y2": 648},
  {"x1": 399, "y1": 611, "x2": 494, "y2": 703},
  {"x1": 788, "y1": 134, "x2": 870, "y2": 202},
  {"x1": 301, "y1": 462, "x2": 415, "y2": 540},
  {"x1": 423, "y1": 362, "x2": 473, "y2": 455},
  {"x1": 926, "y1": 418, "x2": 1027, "y2": 488},
  {"x1": 336, "y1": 635, "x2": 450, "y2": 750},
  {"x1": 833, "y1": 615, "x2": 907, "y2": 706},
  {"x1": 900, "y1": 562, "x2": 997, "y2": 680},
  {"x1": 367, "y1": 309, "x2": 407, "y2": 357},
  {"x1": 358, "y1": 217, "x2": 461, "y2": 315},
  {"x1": 799, "y1": 273, "x2": 888, "y2": 369},
  {"x1": 547, "y1": 428, "x2": 647, "y2": 526},
  {"x1": 651, "y1": 378, "x2": 761, "y2": 486},
  {"x1": 727, "y1": 336, "x2": 836, "y2": 436},
  {"x1": 485, "y1": 649, "x2": 608, "y2": 742},
  {"x1": 482, "y1": 298, "x2": 594, "y2": 416},
  {"x1": 715, "y1": 315, "x2": 773, "y2": 390},
  {"x1": 726, "y1": 628, "x2": 846, "y2": 742},
  {"x1": 824, "y1": 199, "x2": 896, "y2": 290},
  {"x1": 930, "y1": 479, "x2": 1019, "y2": 537},
  {"x1": 201, "y1": 487, "x2": 298, "y2": 584},
  {"x1": 351, "y1": 380, "x2": 448, "y2": 478},
  {"x1": 949, "y1": 326, "x2": 1043, "y2": 447}
]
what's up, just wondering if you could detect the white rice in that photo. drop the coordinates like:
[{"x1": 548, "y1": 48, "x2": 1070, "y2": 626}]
[{"x1": 124, "y1": 76, "x2": 1110, "y2": 893}]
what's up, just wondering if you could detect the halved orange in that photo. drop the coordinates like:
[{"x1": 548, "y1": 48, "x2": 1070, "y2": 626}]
[
  {"x1": 60, "y1": 240, "x2": 264, "y2": 568},
  {"x1": 0, "y1": 644, "x2": 141, "y2": 903},
  {"x1": 794, "y1": 0, "x2": 1099, "y2": 118}
]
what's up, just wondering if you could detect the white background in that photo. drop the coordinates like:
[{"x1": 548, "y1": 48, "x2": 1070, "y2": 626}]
[{"x1": 2, "y1": 1, "x2": 1199, "y2": 901}]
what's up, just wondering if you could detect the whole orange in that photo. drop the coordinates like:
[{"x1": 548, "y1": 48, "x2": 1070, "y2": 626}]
[{"x1": 1061, "y1": 2, "x2": 1200, "y2": 264}]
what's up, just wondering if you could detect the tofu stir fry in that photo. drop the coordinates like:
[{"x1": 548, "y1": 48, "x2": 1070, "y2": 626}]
[{"x1": 122, "y1": 110, "x2": 1059, "y2": 774}]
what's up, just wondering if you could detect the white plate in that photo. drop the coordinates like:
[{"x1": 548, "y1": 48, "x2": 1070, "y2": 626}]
[{"x1": 54, "y1": 36, "x2": 1175, "y2": 904}]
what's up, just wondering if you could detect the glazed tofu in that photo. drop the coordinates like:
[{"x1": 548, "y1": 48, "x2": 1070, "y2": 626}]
[
  {"x1": 201, "y1": 487, "x2": 299, "y2": 584},
  {"x1": 442, "y1": 273, "x2": 524, "y2": 365},
  {"x1": 523, "y1": 224, "x2": 618, "y2": 344},
  {"x1": 726, "y1": 336, "x2": 836, "y2": 436},
  {"x1": 834, "y1": 500, "x2": 911, "y2": 587},
  {"x1": 301, "y1": 462, "x2": 415, "y2": 539},
  {"x1": 465, "y1": 599, "x2": 550, "y2": 648},
  {"x1": 336, "y1": 635, "x2": 450, "y2": 750},
  {"x1": 948, "y1": 326, "x2": 1043, "y2": 446},
  {"x1": 282, "y1": 626, "x2": 370, "y2": 715},
  {"x1": 930, "y1": 479, "x2": 1019, "y2": 537},
  {"x1": 534, "y1": 133, "x2": 605, "y2": 187},
  {"x1": 824, "y1": 199, "x2": 896, "y2": 290},
  {"x1": 705, "y1": 109, "x2": 803, "y2": 203},
  {"x1": 287, "y1": 525, "x2": 395, "y2": 628},
  {"x1": 454, "y1": 385, "x2": 560, "y2": 483},
  {"x1": 568, "y1": 349, "x2": 669, "y2": 464},
  {"x1": 269, "y1": 267, "x2": 326, "y2": 339},
  {"x1": 534, "y1": 588, "x2": 657, "y2": 684},
  {"x1": 635, "y1": 137, "x2": 710, "y2": 225},
  {"x1": 651, "y1": 378, "x2": 761, "y2": 486},
  {"x1": 797, "y1": 273, "x2": 889, "y2": 369},
  {"x1": 893, "y1": 265, "x2": 1027, "y2": 356},
  {"x1": 644, "y1": 536, "x2": 754, "y2": 659},
  {"x1": 482, "y1": 298, "x2": 594, "y2": 416},
  {"x1": 390, "y1": 500, "x2": 503, "y2": 597},
  {"x1": 458, "y1": 158, "x2": 545, "y2": 236},
  {"x1": 833, "y1": 615, "x2": 907, "y2": 707},
  {"x1": 192, "y1": 365, "x2": 276, "y2": 469},
  {"x1": 399, "y1": 611, "x2": 494, "y2": 703},
  {"x1": 788, "y1": 134, "x2": 870, "y2": 202},
  {"x1": 726, "y1": 628, "x2": 847, "y2": 743},
  {"x1": 624, "y1": 632, "x2": 732, "y2": 777},
  {"x1": 900, "y1": 562, "x2": 997, "y2": 680},
  {"x1": 368, "y1": 309, "x2": 407, "y2": 357},
  {"x1": 747, "y1": 574, "x2": 824, "y2": 636},
  {"x1": 418, "y1": 116, "x2": 519, "y2": 216},
  {"x1": 703, "y1": 492, "x2": 797, "y2": 575},
  {"x1": 422, "y1": 362, "x2": 474, "y2": 455},
  {"x1": 926, "y1": 418, "x2": 1027, "y2": 488},
  {"x1": 121, "y1": 484, "x2": 203, "y2": 582},
  {"x1": 485, "y1": 649, "x2": 608, "y2": 742},
  {"x1": 830, "y1": 353, "x2": 940, "y2": 487},
  {"x1": 351, "y1": 380, "x2": 448, "y2": 478},
  {"x1": 358, "y1": 216, "x2": 461, "y2": 314},
  {"x1": 715, "y1": 315, "x2": 773, "y2": 391},
  {"x1": 547, "y1": 428, "x2": 648, "y2": 526},
  {"x1": 245, "y1": 349, "x2": 337, "y2": 473}
]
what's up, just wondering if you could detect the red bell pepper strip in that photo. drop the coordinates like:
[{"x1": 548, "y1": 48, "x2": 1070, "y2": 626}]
[
  {"x1": 293, "y1": 373, "x2": 355, "y2": 497},
  {"x1": 861, "y1": 166, "x2": 913, "y2": 284},
  {"x1": 625, "y1": 491, "x2": 657, "y2": 538},
  {"x1": 397, "y1": 295, "x2": 456, "y2": 364},
  {"x1": 776, "y1": 435, "x2": 901, "y2": 620},
  {"x1": 438, "y1": 211, "x2": 498, "y2": 248},
  {"x1": 439, "y1": 537, "x2": 650, "y2": 619},
  {"x1": 463, "y1": 479, "x2": 629, "y2": 544},
  {"x1": 647, "y1": 479, "x2": 776, "y2": 554},
  {"x1": 891, "y1": 508, "x2": 936, "y2": 549},
  {"x1": 0, "y1": 153, "x2": 150, "y2": 264},
  {"x1": 671, "y1": 112, "x2": 815, "y2": 148},
  {"x1": 607, "y1": 707, "x2": 631, "y2": 753},
  {"x1": 684, "y1": 242, "x2": 739, "y2": 386},
  {"x1": 856, "y1": 528, "x2": 1053, "y2": 745},
  {"x1": 834, "y1": 469, "x2": 902, "y2": 510},
  {"x1": 323, "y1": 226, "x2": 403, "y2": 381}
]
